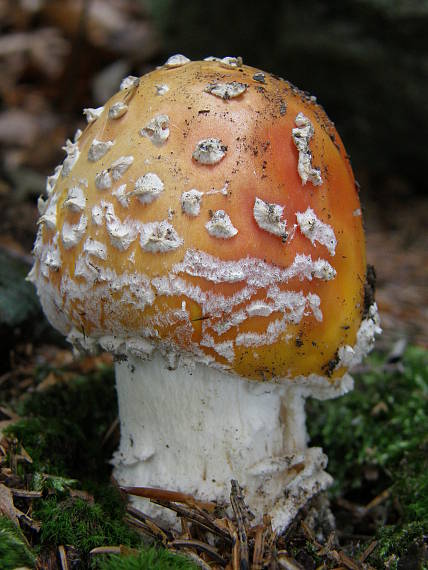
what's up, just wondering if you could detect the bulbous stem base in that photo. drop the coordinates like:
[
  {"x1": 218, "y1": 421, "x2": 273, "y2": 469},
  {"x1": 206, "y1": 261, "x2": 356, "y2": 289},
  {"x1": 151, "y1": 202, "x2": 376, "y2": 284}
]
[{"x1": 112, "y1": 352, "x2": 333, "y2": 532}]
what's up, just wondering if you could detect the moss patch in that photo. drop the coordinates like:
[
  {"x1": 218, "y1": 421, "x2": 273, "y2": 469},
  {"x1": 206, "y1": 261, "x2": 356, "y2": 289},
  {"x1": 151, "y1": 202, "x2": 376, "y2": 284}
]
[
  {"x1": 95, "y1": 548, "x2": 198, "y2": 570},
  {"x1": 0, "y1": 516, "x2": 36, "y2": 569},
  {"x1": 308, "y1": 346, "x2": 428, "y2": 567},
  {"x1": 34, "y1": 495, "x2": 140, "y2": 559},
  {"x1": 6, "y1": 363, "x2": 117, "y2": 480}
]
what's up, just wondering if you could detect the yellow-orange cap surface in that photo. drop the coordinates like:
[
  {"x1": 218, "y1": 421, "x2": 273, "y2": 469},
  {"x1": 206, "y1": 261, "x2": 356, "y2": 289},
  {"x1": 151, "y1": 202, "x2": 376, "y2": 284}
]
[{"x1": 31, "y1": 56, "x2": 369, "y2": 382}]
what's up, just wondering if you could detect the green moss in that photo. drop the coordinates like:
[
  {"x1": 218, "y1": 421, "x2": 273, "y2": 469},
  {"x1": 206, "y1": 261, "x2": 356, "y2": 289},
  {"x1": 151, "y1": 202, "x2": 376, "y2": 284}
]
[
  {"x1": 94, "y1": 548, "x2": 198, "y2": 570},
  {"x1": 34, "y1": 495, "x2": 140, "y2": 559},
  {"x1": 6, "y1": 364, "x2": 117, "y2": 480},
  {"x1": 6, "y1": 416, "x2": 84, "y2": 476},
  {"x1": 4, "y1": 364, "x2": 144, "y2": 563},
  {"x1": 308, "y1": 346, "x2": 428, "y2": 566},
  {"x1": 32, "y1": 472, "x2": 79, "y2": 494},
  {"x1": 0, "y1": 516, "x2": 36, "y2": 569},
  {"x1": 32, "y1": 485, "x2": 199, "y2": 568},
  {"x1": 372, "y1": 522, "x2": 427, "y2": 569},
  {"x1": 309, "y1": 347, "x2": 428, "y2": 493}
]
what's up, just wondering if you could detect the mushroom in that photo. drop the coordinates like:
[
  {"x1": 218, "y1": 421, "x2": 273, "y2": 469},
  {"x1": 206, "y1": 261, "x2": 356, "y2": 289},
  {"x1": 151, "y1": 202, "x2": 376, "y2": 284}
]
[{"x1": 29, "y1": 56, "x2": 381, "y2": 532}]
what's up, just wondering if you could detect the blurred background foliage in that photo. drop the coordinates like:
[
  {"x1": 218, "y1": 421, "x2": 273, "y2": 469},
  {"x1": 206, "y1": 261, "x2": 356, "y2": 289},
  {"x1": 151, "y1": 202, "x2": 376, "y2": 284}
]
[
  {"x1": 2, "y1": 0, "x2": 428, "y2": 197},
  {"x1": 149, "y1": 0, "x2": 428, "y2": 194}
]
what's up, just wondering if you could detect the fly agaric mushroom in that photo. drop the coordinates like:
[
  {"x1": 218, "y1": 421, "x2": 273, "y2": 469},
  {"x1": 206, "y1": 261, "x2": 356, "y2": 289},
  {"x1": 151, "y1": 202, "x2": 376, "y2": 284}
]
[{"x1": 29, "y1": 55, "x2": 381, "y2": 532}]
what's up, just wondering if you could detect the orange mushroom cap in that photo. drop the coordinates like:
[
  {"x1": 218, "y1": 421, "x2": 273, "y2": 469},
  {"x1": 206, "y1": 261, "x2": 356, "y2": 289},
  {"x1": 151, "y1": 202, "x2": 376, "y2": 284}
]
[{"x1": 31, "y1": 56, "x2": 371, "y2": 383}]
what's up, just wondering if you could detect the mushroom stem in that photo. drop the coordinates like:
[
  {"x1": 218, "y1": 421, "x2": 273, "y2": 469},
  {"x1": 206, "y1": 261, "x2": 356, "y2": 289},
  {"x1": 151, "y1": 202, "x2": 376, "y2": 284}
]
[{"x1": 112, "y1": 351, "x2": 334, "y2": 531}]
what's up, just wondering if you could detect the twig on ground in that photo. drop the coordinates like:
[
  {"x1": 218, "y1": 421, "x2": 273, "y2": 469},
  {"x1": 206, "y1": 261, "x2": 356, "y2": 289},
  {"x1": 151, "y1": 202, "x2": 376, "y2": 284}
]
[
  {"x1": 122, "y1": 485, "x2": 217, "y2": 512},
  {"x1": 58, "y1": 545, "x2": 69, "y2": 570},
  {"x1": 251, "y1": 524, "x2": 266, "y2": 569},
  {"x1": 359, "y1": 540, "x2": 378, "y2": 563},
  {"x1": 90, "y1": 545, "x2": 139, "y2": 557},
  {"x1": 230, "y1": 480, "x2": 249, "y2": 570},
  {"x1": 11, "y1": 488, "x2": 43, "y2": 499},
  {"x1": 226, "y1": 519, "x2": 239, "y2": 570},
  {"x1": 101, "y1": 416, "x2": 119, "y2": 446},
  {"x1": 125, "y1": 511, "x2": 170, "y2": 546},
  {"x1": 171, "y1": 539, "x2": 227, "y2": 566}
]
